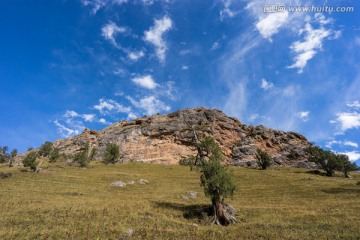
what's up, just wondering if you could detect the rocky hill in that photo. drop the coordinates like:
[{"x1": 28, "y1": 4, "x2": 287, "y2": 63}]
[{"x1": 42, "y1": 107, "x2": 313, "y2": 167}]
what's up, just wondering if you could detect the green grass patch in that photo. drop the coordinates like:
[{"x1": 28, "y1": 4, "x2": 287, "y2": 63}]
[{"x1": 0, "y1": 163, "x2": 359, "y2": 239}]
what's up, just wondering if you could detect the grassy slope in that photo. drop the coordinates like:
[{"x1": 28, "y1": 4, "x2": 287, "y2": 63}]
[{"x1": 0, "y1": 162, "x2": 360, "y2": 240}]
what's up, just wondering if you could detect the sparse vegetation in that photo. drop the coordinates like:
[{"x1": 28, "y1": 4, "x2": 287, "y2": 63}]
[
  {"x1": 337, "y1": 154, "x2": 359, "y2": 178},
  {"x1": 89, "y1": 147, "x2": 96, "y2": 161},
  {"x1": 103, "y1": 143, "x2": 120, "y2": 164},
  {"x1": 0, "y1": 163, "x2": 359, "y2": 239},
  {"x1": 255, "y1": 148, "x2": 272, "y2": 170}
]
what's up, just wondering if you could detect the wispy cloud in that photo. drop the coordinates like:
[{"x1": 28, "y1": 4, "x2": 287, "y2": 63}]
[
  {"x1": 260, "y1": 78, "x2": 273, "y2": 90},
  {"x1": 256, "y1": 11, "x2": 289, "y2": 40},
  {"x1": 295, "y1": 111, "x2": 310, "y2": 122},
  {"x1": 220, "y1": 0, "x2": 236, "y2": 21},
  {"x1": 93, "y1": 98, "x2": 134, "y2": 118},
  {"x1": 128, "y1": 50, "x2": 145, "y2": 61},
  {"x1": 144, "y1": 16, "x2": 172, "y2": 62},
  {"x1": 326, "y1": 140, "x2": 358, "y2": 149},
  {"x1": 131, "y1": 75, "x2": 158, "y2": 89},
  {"x1": 54, "y1": 120, "x2": 82, "y2": 138},
  {"x1": 101, "y1": 21, "x2": 126, "y2": 47},
  {"x1": 341, "y1": 151, "x2": 360, "y2": 162},
  {"x1": 331, "y1": 112, "x2": 360, "y2": 132},
  {"x1": 347, "y1": 100, "x2": 360, "y2": 108},
  {"x1": 127, "y1": 95, "x2": 170, "y2": 115},
  {"x1": 288, "y1": 14, "x2": 340, "y2": 73},
  {"x1": 81, "y1": 0, "x2": 128, "y2": 14}
]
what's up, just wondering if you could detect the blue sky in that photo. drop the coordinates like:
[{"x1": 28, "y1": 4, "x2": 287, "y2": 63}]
[{"x1": 1, "y1": 0, "x2": 360, "y2": 165}]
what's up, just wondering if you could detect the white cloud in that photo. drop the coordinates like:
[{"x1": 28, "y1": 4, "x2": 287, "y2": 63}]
[
  {"x1": 181, "y1": 65, "x2": 188, "y2": 70},
  {"x1": 144, "y1": 16, "x2": 172, "y2": 62},
  {"x1": 211, "y1": 41, "x2": 220, "y2": 51},
  {"x1": 220, "y1": 0, "x2": 236, "y2": 21},
  {"x1": 101, "y1": 22, "x2": 126, "y2": 47},
  {"x1": 128, "y1": 51, "x2": 145, "y2": 61},
  {"x1": 179, "y1": 49, "x2": 190, "y2": 56},
  {"x1": 82, "y1": 114, "x2": 96, "y2": 122},
  {"x1": 256, "y1": 11, "x2": 289, "y2": 40},
  {"x1": 64, "y1": 110, "x2": 95, "y2": 122},
  {"x1": 296, "y1": 111, "x2": 310, "y2": 122},
  {"x1": 132, "y1": 75, "x2": 157, "y2": 89},
  {"x1": 288, "y1": 14, "x2": 339, "y2": 73},
  {"x1": 341, "y1": 151, "x2": 360, "y2": 162},
  {"x1": 332, "y1": 112, "x2": 360, "y2": 132},
  {"x1": 94, "y1": 98, "x2": 133, "y2": 115},
  {"x1": 81, "y1": 0, "x2": 128, "y2": 14},
  {"x1": 344, "y1": 141, "x2": 359, "y2": 148},
  {"x1": 98, "y1": 118, "x2": 111, "y2": 124},
  {"x1": 260, "y1": 78, "x2": 273, "y2": 90},
  {"x1": 54, "y1": 120, "x2": 81, "y2": 138},
  {"x1": 347, "y1": 100, "x2": 360, "y2": 108},
  {"x1": 127, "y1": 95, "x2": 170, "y2": 116}
]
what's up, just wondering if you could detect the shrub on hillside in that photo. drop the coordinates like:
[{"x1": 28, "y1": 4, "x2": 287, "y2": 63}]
[
  {"x1": 74, "y1": 143, "x2": 90, "y2": 167},
  {"x1": 23, "y1": 151, "x2": 38, "y2": 171},
  {"x1": 306, "y1": 146, "x2": 342, "y2": 177},
  {"x1": 255, "y1": 149, "x2": 272, "y2": 170},
  {"x1": 103, "y1": 143, "x2": 120, "y2": 164},
  {"x1": 38, "y1": 141, "x2": 53, "y2": 157}
]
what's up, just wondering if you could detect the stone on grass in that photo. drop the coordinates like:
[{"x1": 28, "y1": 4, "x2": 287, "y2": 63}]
[
  {"x1": 138, "y1": 179, "x2": 149, "y2": 184},
  {"x1": 110, "y1": 181, "x2": 126, "y2": 187}
]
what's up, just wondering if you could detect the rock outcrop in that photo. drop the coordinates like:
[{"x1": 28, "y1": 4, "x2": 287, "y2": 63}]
[{"x1": 45, "y1": 107, "x2": 312, "y2": 167}]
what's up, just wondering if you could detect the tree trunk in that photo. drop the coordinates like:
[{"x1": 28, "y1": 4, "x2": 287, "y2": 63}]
[{"x1": 212, "y1": 198, "x2": 237, "y2": 226}]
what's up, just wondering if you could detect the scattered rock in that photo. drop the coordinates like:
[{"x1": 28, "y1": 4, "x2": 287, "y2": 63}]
[
  {"x1": 187, "y1": 191, "x2": 198, "y2": 198},
  {"x1": 110, "y1": 181, "x2": 126, "y2": 187},
  {"x1": 124, "y1": 228, "x2": 134, "y2": 237},
  {"x1": 138, "y1": 179, "x2": 149, "y2": 184},
  {"x1": 127, "y1": 180, "x2": 135, "y2": 185},
  {"x1": 181, "y1": 195, "x2": 189, "y2": 200}
]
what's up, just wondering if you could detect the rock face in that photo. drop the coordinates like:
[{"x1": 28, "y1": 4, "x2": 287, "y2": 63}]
[{"x1": 45, "y1": 107, "x2": 312, "y2": 167}]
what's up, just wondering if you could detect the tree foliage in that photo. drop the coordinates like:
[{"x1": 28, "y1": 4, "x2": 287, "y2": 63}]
[
  {"x1": 38, "y1": 141, "x2": 53, "y2": 157},
  {"x1": 190, "y1": 136, "x2": 237, "y2": 225},
  {"x1": 306, "y1": 145, "x2": 358, "y2": 177},
  {"x1": 255, "y1": 149, "x2": 272, "y2": 170},
  {"x1": 23, "y1": 151, "x2": 38, "y2": 171},
  {"x1": 74, "y1": 143, "x2": 90, "y2": 167},
  {"x1": 49, "y1": 147, "x2": 60, "y2": 163},
  {"x1": 103, "y1": 143, "x2": 120, "y2": 164},
  {"x1": 306, "y1": 146, "x2": 342, "y2": 177}
]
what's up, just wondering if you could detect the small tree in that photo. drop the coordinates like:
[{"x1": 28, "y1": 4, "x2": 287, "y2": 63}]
[
  {"x1": 38, "y1": 141, "x2": 53, "y2": 157},
  {"x1": 0, "y1": 146, "x2": 9, "y2": 163},
  {"x1": 49, "y1": 148, "x2": 60, "y2": 163},
  {"x1": 191, "y1": 136, "x2": 237, "y2": 225},
  {"x1": 8, "y1": 149, "x2": 17, "y2": 167},
  {"x1": 74, "y1": 143, "x2": 89, "y2": 167},
  {"x1": 337, "y1": 154, "x2": 359, "y2": 178},
  {"x1": 103, "y1": 143, "x2": 120, "y2": 164},
  {"x1": 255, "y1": 149, "x2": 272, "y2": 170},
  {"x1": 89, "y1": 147, "x2": 96, "y2": 161},
  {"x1": 23, "y1": 151, "x2": 38, "y2": 171},
  {"x1": 306, "y1": 146, "x2": 342, "y2": 177}
]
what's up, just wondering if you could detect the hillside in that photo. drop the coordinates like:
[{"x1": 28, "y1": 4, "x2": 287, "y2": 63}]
[
  {"x1": 1, "y1": 163, "x2": 359, "y2": 239},
  {"x1": 22, "y1": 107, "x2": 313, "y2": 167}
]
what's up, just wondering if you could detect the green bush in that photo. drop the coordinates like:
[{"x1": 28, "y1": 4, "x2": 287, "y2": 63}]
[
  {"x1": 38, "y1": 141, "x2": 53, "y2": 157},
  {"x1": 306, "y1": 146, "x2": 342, "y2": 177},
  {"x1": 74, "y1": 143, "x2": 90, "y2": 167},
  {"x1": 23, "y1": 152, "x2": 38, "y2": 171},
  {"x1": 103, "y1": 143, "x2": 120, "y2": 164},
  {"x1": 255, "y1": 149, "x2": 272, "y2": 170},
  {"x1": 49, "y1": 148, "x2": 60, "y2": 163}
]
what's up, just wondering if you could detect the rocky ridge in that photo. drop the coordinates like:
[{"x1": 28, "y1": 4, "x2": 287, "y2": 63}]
[{"x1": 47, "y1": 107, "x2": 313, "y2": 167}]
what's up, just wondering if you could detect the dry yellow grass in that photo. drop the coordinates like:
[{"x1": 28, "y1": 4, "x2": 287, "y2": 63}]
[{"x1": 0, "y1": 161, "x2": 360, "y2": 239}]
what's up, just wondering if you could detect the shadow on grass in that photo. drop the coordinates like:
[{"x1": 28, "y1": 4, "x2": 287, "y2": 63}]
[
  {"x1": 322, "y1": 188, "x2": 360, "y2": 194},
  {"x1": 154, "y1": 201, "x2": 212, "y2": 221}
]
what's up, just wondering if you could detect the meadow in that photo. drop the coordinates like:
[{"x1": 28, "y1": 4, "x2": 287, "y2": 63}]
[{"x1": 1, "y1": 161, "x2": 360, "y2": 239}]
